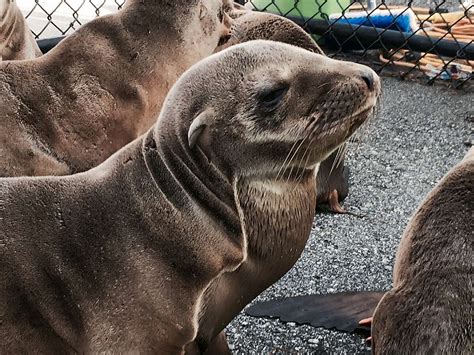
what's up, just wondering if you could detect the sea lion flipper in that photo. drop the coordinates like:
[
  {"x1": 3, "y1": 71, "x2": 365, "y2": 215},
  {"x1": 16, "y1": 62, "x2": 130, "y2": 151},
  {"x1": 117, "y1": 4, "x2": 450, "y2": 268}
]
[
  {"x1": 358, "y1": 317, "x2": 373, "y2": 344},
  {"x1": 246, "y1": 291, "x2": 384, "y2": 336},
  {"x1": 326, "y1": 190, "x2": 367, "y2": 218},
  {"x1": 358, "y1": 316, "x2": 373, "y2": 326},
  {"x1": 328, "y1": 189, "x2": 347, "y2": 213}
]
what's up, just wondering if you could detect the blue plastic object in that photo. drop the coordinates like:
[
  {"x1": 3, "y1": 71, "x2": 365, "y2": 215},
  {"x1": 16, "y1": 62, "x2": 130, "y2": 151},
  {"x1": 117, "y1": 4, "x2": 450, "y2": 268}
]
[{"x1": 330, "y1": 9, "x2": 418, "y2": 33}]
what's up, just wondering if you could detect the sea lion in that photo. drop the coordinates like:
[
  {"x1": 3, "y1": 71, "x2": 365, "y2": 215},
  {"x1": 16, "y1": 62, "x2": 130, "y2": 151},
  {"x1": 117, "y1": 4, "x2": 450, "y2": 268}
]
[
  {"x1": 315, "y1": 150, "x2": 350, "y2": 213},
  {"x1": 362, "y1": 147, "x2": 473, "y2": 354},
  {"x1": 0, "y1": 0, "x2": 41, "y2": 61},
  {"x1": 0, "y1": 0, "x2": 231, "y2": 177},
  {"x1": 215, "y1": 10, "x2": 351, "y2": 212},
  {"x1": 0, "y1": 40, "x2": 380, "y2": 353}
]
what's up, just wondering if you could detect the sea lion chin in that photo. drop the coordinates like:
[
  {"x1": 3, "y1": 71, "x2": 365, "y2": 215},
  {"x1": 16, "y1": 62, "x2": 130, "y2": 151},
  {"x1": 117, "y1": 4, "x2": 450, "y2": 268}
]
[{"x1": 0, "y1": 40, "x2": 380, "y2": 353}]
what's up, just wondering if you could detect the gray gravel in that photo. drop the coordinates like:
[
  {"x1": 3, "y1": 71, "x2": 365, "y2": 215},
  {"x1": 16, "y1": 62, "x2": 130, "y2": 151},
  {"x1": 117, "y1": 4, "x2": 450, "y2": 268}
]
[{"x1": 225, "y1": 77, "x2": 473, "y2": 354}]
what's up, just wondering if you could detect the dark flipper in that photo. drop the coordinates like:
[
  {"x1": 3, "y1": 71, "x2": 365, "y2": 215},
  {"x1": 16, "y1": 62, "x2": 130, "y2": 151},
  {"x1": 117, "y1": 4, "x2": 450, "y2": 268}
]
[
  {"x1": 245, "y1": 291, "x2": 385, "y2": 336},
  {"x1": 316, "y1": 149, "x2": 351, "y2": 214}
]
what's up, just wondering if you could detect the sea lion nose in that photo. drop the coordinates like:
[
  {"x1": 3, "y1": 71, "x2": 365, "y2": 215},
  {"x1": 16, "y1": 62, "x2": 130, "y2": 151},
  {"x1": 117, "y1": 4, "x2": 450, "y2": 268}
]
[{"x1": 360, "y1": 70, "x2": 375, "y2": 91}]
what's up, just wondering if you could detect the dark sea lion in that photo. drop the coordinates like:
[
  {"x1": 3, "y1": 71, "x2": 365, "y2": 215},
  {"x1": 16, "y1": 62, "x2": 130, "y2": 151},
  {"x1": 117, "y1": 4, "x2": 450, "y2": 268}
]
[
  {"x1": 368, "y1": 147, "x2": 473, "y2": 354},
  {"x1": 215, "y1": 10, "x2": 351, "y2": 212},
  {"x1": 0, "y1": 40, "x2": 380, "y2": 353},
  {"x1": 0, "y1": 0, "x2": 41, "y2": 61},
  {"x1": 0, "y1": 0, "x2": 231, "y2": 177}
]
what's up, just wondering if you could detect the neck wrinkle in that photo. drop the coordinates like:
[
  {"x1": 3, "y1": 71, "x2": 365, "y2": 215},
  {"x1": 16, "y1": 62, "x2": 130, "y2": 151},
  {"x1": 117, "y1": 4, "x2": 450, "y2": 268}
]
[{"x1": 142, "y1": 129, "x2": 241, "y2": 238}]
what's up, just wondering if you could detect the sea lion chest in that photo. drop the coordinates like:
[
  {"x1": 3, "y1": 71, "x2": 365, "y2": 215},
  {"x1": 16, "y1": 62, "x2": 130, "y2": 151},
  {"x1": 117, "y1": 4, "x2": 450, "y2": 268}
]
[{"x1": 198, "y1": 172, "x2": 317, "y2": 345}]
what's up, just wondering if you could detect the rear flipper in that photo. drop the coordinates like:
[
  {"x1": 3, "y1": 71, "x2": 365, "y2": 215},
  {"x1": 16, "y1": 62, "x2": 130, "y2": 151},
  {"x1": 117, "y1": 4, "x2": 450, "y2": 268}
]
[
  {"x1": 316, "y1": 149, "x2": 352, "y2": 214},
  {"x1": 246, "y1": 291, "x2": 385, "y2": 337}
]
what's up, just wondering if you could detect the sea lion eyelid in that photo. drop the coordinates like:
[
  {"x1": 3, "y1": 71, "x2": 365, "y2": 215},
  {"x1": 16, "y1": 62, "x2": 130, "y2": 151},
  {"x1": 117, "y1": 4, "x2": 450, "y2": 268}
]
[{"x1": 258, "y1": 85, "x2": 289, "y2": 109}]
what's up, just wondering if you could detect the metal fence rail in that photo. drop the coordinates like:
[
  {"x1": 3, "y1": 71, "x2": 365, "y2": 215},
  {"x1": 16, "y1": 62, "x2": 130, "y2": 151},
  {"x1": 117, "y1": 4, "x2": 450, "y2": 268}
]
[{"x1": 22, "y1": 0, "x2": 473, "y2": 88}]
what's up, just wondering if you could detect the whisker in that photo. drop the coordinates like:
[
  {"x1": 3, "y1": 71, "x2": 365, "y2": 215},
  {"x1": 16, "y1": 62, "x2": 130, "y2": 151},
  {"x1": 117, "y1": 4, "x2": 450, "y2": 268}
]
[
  {"x1": 283, "y1": 127, "x2": 313, "y2": 185},
  {"x1": 329, "y1": 145, "x2": 344, "y2": 175},
  {"x1": 276, "y1": 136, "x2": 301, "y2": 180},
  {"x1": 293, "y1": 134, "x2": 315, "y2": 191},
  {"x1": 283, "y1": 117, "x2": 320, "y2": 184},
  {"x1": 276, "y1": 118, "x2": 318, "y2": 180}
]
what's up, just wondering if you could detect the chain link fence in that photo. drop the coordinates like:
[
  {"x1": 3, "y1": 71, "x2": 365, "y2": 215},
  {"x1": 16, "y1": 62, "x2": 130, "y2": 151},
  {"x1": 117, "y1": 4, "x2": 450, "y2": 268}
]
[{"x1": 22, "y1": 0, "x2": 473, "y2": 88}]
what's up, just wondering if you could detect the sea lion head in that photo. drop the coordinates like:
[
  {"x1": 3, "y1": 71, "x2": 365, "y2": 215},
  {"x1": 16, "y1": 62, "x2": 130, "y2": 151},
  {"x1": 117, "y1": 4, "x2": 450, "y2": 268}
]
[
  {"x1": 155, "y1": 40, "x2": 380, "y2": 180},
  {"x1": 215, "y1": 11, "x2": 324, "y2": 55}
]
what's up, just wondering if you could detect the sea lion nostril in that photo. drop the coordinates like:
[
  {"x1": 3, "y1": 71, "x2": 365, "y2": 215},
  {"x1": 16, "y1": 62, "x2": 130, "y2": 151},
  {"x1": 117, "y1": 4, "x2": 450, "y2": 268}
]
[{"x1": 361, "y1": 71, "x2": 374, "y2": 91}]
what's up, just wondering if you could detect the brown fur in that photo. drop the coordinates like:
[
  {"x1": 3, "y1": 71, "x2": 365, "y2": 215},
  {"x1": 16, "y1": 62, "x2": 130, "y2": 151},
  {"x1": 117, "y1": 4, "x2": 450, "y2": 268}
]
[
  {"x1": 371, "y1": 147, "x2": 473, "y2": 354},
  {"x1": 0, "y1": 0, "x2": 231, "y2": 177},
  {"x1": 0, "y1": 41, "x2": 380, "y2": 353},
  {"x1": 215, "y1": 11, "x2": 351, "y2": 211},
  {"x1": 0, "y1": 0, "x2": 41, "y2": 61}
]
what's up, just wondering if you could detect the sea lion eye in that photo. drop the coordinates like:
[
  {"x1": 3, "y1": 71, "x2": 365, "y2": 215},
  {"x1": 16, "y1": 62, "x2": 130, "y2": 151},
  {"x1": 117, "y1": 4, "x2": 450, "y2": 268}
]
[{"x1": 259, "y1": 86, "x2": 288, "y2": 109}]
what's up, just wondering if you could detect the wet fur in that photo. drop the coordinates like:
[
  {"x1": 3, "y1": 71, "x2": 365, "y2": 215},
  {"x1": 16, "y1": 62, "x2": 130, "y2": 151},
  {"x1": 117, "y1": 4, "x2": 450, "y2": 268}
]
[
  {"x1": 372, "y1": 148, "x2": 473, "y2": 354},
  {"x1": 0, "y1": 0, "x2": 230, "y2": 177},
  {"x1": 0, "y1": 0, "x2": 41, "y2": 61}
]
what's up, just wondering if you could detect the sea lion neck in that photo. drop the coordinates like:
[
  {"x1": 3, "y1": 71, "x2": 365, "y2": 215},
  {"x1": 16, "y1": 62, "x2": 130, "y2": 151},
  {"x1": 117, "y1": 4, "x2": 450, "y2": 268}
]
[
  {"x1": 142, "y1": 128, "x2": 241, "y2": 238},
  {"x1": 121, "y1": 1, "x2": 185, "y2": 41}
]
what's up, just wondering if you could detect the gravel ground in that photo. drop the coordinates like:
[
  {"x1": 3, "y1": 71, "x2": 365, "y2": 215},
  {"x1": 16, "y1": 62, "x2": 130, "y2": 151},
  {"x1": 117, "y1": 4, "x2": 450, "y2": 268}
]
[{"x1": 225, "y1": 77, "x2": 473, "y2": 354}]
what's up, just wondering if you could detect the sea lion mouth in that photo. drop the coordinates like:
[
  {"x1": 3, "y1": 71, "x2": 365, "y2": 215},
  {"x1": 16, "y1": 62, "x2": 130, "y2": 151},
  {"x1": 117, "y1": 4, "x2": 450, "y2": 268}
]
[{"x1": 278, "y1": 92, "x2": 378, "y2": 174}]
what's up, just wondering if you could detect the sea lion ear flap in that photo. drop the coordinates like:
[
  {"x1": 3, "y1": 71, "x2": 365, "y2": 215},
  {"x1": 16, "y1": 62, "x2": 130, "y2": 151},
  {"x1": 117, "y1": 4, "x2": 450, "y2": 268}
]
[{"x1": 188, "y1": 111, "x2": 212, "y2": 150}]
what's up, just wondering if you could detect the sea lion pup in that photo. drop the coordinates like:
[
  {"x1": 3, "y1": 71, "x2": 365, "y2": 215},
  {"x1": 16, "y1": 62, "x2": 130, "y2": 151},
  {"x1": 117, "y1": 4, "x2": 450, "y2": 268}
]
[
  {"x1": 0, "y1": 0, "x2": 41, "y2": 60},
  {"x1": 0, "y1": 41, "x2": 380, "y2": 353},
  {"x1": 361, "y1": 147, "x2": 473, "y2": 354},
  {"x1": 216, "y1": 10, "x2": 352, "y2": 212},
  {"x1": 0, "y1": 0, "x2": 231, "y2": 177}
]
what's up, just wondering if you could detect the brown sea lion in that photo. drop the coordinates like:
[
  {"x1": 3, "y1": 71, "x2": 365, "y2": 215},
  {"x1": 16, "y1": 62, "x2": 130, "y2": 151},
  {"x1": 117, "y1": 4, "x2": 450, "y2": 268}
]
[
  {"x1": 356, "y1": 148, "x2": 473, "y2": 352},
  {"x1": 0, "y1": 0, "x2": 41, "y2": 61},
  {"x1": 365, "y1": 147, "x2": 473, "y2": 354},
  {"x1": 215, "y1": 10, "x2": 351, "y2": 212},
  {"x1": 0, "y1": 41, "x2": 380, "y2": 353},
  {"x1": 0, "y1": 0, "x2": 231, "y2": 177}
]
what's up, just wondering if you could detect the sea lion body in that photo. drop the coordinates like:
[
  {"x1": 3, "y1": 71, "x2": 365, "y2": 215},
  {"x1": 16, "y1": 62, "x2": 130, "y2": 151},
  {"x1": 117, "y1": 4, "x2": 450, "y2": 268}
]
[
  {"x1": 0, "y1": 41, "x2": 380, "y2": 352},
  {"x1": 371, "y1": 148, "x2": 473, "y2": 354},
  {"x1": 0, "y1": 0, "x2": 230, "y2": 177},
  {"x1": 0, "y1": 0, "x2": 41, "y2": 61}
]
